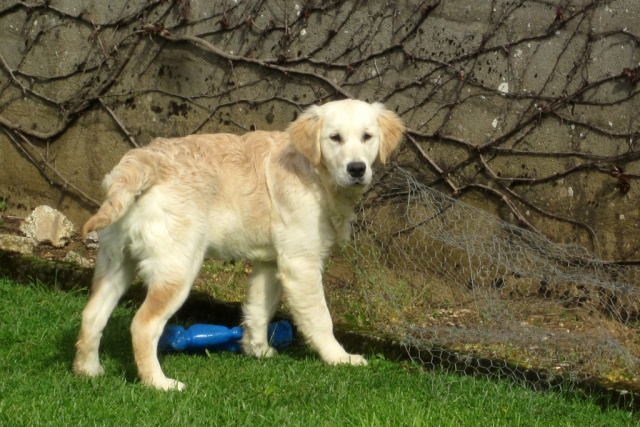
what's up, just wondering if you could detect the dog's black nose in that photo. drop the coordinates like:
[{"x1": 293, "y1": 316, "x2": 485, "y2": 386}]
[{"x1": 347, "y1": 161, "x2": 367, "y2": 178}]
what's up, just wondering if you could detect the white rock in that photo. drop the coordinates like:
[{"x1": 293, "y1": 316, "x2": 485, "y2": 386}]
[{"x1": 20, "y1": 205, "x2": 76, "y2": 248}]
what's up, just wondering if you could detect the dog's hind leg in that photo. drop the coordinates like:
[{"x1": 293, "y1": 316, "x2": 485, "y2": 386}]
[
  {"x1": 131, "y1": 245, "x2": 204, "y2": 391},
  {"x1": 241, "y1": 261, "x2": 282, "y2": 358},
  {"x1": 74, "y1": 233, "x2": 135, "y2": 377}
]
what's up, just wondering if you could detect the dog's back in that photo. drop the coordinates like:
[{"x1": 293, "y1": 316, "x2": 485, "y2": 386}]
[{"x1": 83, "y1": 132, "x2": 292, "y2": 238}]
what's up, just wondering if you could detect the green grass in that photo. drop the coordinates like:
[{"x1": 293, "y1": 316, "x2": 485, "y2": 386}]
[{"x1": 0, "y1": 277, "x2": 636, "y2": 427}]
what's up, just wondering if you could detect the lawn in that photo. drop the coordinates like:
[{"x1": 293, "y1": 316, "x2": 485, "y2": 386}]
[{"x1": 0, "y1": 277, "x2": 636, "y2": 426}]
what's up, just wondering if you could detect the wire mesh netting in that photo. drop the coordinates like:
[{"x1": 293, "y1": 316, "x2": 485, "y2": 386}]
[{"x1": 326, "y1": 166, "x2": 640, "y2": 395}]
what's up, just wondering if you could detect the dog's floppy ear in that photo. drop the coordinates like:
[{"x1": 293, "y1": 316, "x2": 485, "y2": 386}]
[
  {"x1": 287, "y1": 105, "x2": 323, "y2": 166},
  {"x1": 374, "y1": 103, "x2": 405, "y2": 165}
]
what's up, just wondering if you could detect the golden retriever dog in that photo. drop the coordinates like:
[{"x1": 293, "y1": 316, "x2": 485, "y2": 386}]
[{"x1": 73, "y1": 99, "x2": 405, "y2": 390}]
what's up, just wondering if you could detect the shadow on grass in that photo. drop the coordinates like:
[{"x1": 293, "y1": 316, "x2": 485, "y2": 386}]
[{"x1": 52, "y1": 288, "x2": 312, "y2": 387}]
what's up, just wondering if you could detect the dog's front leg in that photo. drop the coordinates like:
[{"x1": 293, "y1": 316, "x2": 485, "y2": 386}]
[
  {"x1": 241, "y1": 261, "x2": 282, "y2": 358},
  {"x1": 277, "y1": 254, "x2": 367, "y2": 366}
]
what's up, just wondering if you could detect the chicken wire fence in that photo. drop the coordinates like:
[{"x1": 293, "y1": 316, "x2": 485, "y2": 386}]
[{"x1": 334, "y1": 167, "x2": 640, "y2": 396}]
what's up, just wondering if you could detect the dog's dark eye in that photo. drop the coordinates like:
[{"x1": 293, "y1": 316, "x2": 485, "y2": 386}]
[
  {"x1": 363, "y1": 132, "x2": 372, "y2": 142},
  {"x1": 329, "y1": 133, "x2": 342, "y2": 143}
]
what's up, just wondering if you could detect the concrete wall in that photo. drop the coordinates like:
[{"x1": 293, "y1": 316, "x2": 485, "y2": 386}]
[{"x1": 0, "y1": 0, "x2": 638, "y2": 260}]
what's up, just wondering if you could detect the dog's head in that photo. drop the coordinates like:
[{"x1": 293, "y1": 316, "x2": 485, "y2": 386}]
[{"x1": 287, "y1": 99, "x2": 405, "y2": 188}]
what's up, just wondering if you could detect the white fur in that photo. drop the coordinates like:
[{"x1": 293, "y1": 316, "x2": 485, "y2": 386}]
[{"x1": 73, "y1": 99, "x2": 405, "y2": 390}]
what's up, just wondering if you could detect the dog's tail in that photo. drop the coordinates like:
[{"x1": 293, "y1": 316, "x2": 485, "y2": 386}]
[{"x1": 82, "y1": 149, "x2": 160, "y2": 238}]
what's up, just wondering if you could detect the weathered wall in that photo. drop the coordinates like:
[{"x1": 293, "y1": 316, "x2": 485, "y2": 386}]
[{"x1": 0, "y1": 0, "x2": 638, "y2": 261}]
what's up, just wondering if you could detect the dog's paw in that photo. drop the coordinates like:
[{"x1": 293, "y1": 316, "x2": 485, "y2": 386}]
[
  {"x1": 73, "y1": 359, "x2": 105, "y2": 377},
  {"x1": 143, "y1": 377, "x2": 186, "y2": 392},
  {"x1": 327, "y1": 353, "x2": 368, "y2": 366},
  {"x1": 242, "y1": 342, "x2": 279, "y2": 359},
  {"x1": 165, "y1": 379, "x2": 186, "y2": 392}
]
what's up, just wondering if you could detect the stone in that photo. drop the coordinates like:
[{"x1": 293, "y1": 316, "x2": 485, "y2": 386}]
[
  {"x1": 84, "y1": 231, "x2": 100, "y2": 249},
  {"x1": 63, "y1": 251, "x2": 94, "y2": 268},
  {"x1": 0, "y1": 234, "x2": 35, "y2": 255},
  {"x1": 20, "y1": 205, "x2": 76, "y2": 248}
]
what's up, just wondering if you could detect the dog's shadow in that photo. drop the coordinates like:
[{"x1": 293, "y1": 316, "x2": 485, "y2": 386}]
[{"x1": 55, "y1": 291, "x2": 308, "y2": 385}]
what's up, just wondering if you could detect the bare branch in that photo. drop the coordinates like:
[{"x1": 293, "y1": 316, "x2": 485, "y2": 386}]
[{"x1": 99, "y1": 99, "x2": 140, "y2": 148}]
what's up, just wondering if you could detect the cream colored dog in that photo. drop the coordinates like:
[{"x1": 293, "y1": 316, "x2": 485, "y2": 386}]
[{"x1": 73, "y1": 99, "x2": 405, "y2": 390}]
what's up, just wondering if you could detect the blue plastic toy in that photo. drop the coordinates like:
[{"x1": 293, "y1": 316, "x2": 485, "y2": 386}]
[{"x1": 158, "y1": 320, "x2": 293, "y2": 354}]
